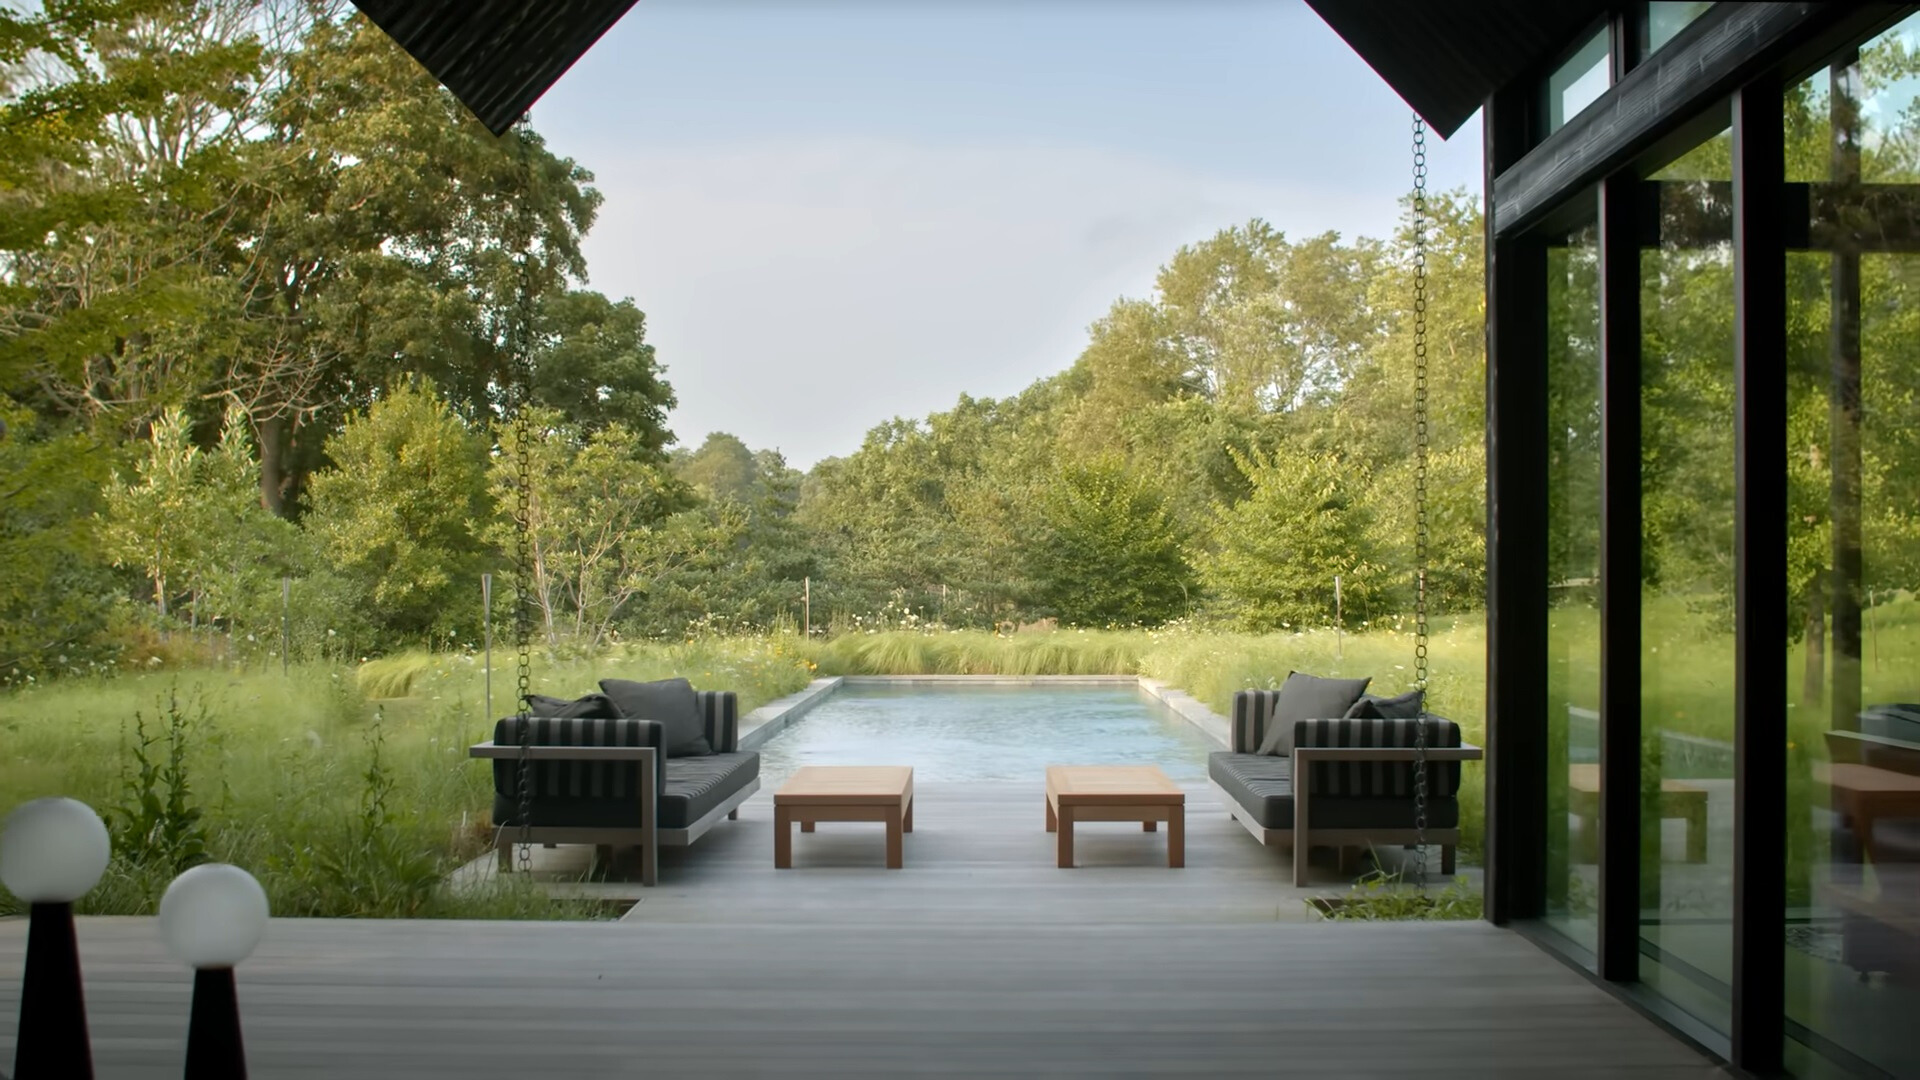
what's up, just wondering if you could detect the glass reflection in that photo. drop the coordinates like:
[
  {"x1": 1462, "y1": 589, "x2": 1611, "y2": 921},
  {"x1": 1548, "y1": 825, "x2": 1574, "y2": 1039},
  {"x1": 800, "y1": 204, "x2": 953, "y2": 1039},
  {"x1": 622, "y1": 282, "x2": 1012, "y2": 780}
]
[
  {"x1": 1547, "y1": 28, "x2": 1611, "y2": 135},
  {"x1": 1782, "y1": 18, "x2": 1920, "y2": 1078},
  {"x1": 1545, "y1": 199, "x2": 1602, "y2": 954},
  {"x1": 1639, "y1": 124, "x2": 1735, "y2": 1037}
]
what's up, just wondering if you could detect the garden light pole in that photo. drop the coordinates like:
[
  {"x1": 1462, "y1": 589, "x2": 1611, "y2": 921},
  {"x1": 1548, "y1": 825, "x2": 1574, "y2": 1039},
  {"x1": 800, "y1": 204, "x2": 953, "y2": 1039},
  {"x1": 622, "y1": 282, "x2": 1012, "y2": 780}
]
[
  {"x1": 159, "y1": 864, "x2": 270, "y2": 1080},
  {"x1": 1, "y1": 798, "x2": 113, "y2": 1080},
  {"x1": 483, "y1": 573, "x2": 494, "y2": 720}
]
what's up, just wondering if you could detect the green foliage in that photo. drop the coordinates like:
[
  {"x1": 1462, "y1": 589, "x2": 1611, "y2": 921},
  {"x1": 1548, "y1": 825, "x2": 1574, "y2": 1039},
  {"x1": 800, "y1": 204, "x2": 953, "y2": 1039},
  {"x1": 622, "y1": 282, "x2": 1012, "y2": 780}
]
[
  {"x1": 1199, "y1": 446, "x2": 1390, "y2": 631},
  {"x1": 107, "y1": 687, "x2": 210, "y2": 876},
  {"x1": 488, "y1": 406, "x2": 707, "y2": 648},
  {"x1": 1313, "y1": 866, "x2": 1484, "y2": 921},
  {"x1": 306, "y1": 381, "x2": 495, "y2": 647},
  {"x1": 1024, "y1": 459, "x2": 1193, "y2": 627},
  {"x1": 0, "y1": 398, "x2": 124, "y2": 680}
]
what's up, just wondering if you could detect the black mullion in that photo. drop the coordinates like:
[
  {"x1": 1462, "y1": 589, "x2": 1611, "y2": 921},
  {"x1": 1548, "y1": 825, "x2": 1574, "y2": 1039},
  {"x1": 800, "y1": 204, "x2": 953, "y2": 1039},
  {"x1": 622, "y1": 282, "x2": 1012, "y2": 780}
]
[
  {"x1": 1731, "y1": 72, "x2": 1789, "y2": 1076},
  {"x1": 1596, "y1": 171, "x2": 1644, "y2": 983},
  {"x1": 1484, "y1": 82, "x2": 1551, "y2": 927}
]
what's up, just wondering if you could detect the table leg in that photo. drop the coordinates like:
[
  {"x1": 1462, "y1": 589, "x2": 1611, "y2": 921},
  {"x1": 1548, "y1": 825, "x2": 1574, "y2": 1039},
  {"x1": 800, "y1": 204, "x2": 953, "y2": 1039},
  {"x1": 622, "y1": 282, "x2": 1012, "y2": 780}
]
[
  {"x1": 1057, "y1": 807, "x2": 1075, "y2": 868},
  {"x1": 1045, "y1": 794, "x2": 1057, "y2": 832},
  {"x1": 886, "y1": 809, "x2": 904, "y2": 869},
  {"x1": 1684, "y1": 798, "x2": 1707, "y2": 863},
  {"x1": 1167, "y1": 805, "x2": 1185, "y2": 869},
  {"x1": 904, "y1": 795, "x2": 914, "y2": 833},
  {"x1": 775, "y1": 805, "x2": 793, "y2": 869}
]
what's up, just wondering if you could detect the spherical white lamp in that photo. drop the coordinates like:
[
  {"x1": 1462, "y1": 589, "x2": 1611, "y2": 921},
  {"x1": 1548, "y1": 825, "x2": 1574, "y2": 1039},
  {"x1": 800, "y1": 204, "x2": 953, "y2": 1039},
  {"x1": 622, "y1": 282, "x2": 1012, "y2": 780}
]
[
  {"x1": 2, "y1": 797, "x2": 111, "y2": 1080},
  {"x1": 0, "y1": 797, "x2": 111, "y2": 903},
  {"x1": 159, "y1": 864, "x2": 270, "y2": 969},
  {"x1": 159, "y1": 864, "x2": 269, "y2": 1080}
]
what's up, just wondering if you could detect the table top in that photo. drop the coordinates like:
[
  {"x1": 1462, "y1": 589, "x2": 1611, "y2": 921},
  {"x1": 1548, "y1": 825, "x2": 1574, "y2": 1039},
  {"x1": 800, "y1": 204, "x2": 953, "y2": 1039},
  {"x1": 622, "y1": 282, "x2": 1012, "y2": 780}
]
[
  {"x1": 1565, "y1": 763, "x2": 1705, "y2": 795},
  {"x1": 1815, "y1": 761, "x2": 1920, "y2": 798},
  {"x1": 775, "y1": 766, "x2": 913, "y2": 804},
  {"x1": 1046, "y1": 765, "x2": 1184, "y2": 805}
]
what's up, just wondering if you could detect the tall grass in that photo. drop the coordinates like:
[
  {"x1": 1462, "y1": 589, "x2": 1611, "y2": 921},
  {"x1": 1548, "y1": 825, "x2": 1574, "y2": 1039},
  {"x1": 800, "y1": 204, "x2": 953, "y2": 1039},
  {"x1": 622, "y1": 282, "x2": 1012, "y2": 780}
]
[
  {"x1": 0, "y1": 635, "x2": 816, "y2": 919},
  {"x1": 24, "y1": 596, "x2": 1911, "y2": 917}
]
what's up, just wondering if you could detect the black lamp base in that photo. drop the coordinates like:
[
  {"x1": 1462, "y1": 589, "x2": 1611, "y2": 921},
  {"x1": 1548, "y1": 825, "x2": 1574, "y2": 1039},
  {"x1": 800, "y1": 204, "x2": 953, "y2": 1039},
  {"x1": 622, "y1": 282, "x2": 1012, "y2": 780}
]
[
  {"x1": 14, "y1": 901, "x2": 93, "y2": 1080},
  {"x1": 185, "y1": 967, "x2": 247, "y2": 1080}
]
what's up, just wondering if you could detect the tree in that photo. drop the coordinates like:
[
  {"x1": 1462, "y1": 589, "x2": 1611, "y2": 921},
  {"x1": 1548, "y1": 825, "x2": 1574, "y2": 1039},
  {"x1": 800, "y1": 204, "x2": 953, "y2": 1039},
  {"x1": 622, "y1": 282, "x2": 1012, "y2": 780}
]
[
  {"x1": 1198, "y1": 446, "x2": 1390, "y2": 631},
  {"x1": 672, "y1": 432, "x2": 759, "y2": 502},
  {"x1": 1023, "y1": 459, "x2": 1192, "y2": 627},
  {"x1": 0, "y1": 397, "x2": 121, "y2": 677},
  {"x1": 488, "y1": 407, "x2": 706, "y2": 648},
  {"x1": 304, "y1": 381, "x2": 494, "y2": 647}
]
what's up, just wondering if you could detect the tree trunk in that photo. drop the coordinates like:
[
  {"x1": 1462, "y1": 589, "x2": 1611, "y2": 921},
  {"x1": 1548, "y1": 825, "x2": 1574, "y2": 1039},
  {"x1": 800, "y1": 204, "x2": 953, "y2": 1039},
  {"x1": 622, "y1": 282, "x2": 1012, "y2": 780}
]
[
  {"x1": 258, "y1": 414, "x2": 291, "y2": 518},
  {"x1": 1830, "y1": 53, "x2": 1865, "y2": 733},
  {"x1": 1802, "y1": 585, "x2": 1825, "y2": 708}
]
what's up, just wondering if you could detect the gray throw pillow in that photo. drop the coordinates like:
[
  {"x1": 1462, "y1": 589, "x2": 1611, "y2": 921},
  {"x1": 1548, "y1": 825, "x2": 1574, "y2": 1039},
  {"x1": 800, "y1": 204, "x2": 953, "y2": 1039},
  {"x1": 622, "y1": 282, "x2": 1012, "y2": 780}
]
[
  {"x1": 1256, "y1": 671, "x2": 1372, "y2": 756},
  {"x1": 1344, "y1": 689, "x2": 1425, "y2": 721},
  {"x1": 523, "y1": 692, "x2": 621, "y2": 720},
  {"x1": 598, "y1": 677, "x2": 712, "y2": 757}
]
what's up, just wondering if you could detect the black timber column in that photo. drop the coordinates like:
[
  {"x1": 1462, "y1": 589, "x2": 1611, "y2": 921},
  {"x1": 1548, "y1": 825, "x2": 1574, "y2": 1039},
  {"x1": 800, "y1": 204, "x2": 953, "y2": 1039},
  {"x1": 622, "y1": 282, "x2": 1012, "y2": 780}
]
[
  {"x1": 1596, "y1": 172, "x2": 1643, "y2": 982},
  {"x1": 1829, "y1": 49, "x2": 1865, "y2": 736},
  {"x1": 1732, "y1": 73, "x2": 1788, "y2": 1075},
  {"x1": 1484, "y1": 84, "x2": 1549, "y2": 926}
]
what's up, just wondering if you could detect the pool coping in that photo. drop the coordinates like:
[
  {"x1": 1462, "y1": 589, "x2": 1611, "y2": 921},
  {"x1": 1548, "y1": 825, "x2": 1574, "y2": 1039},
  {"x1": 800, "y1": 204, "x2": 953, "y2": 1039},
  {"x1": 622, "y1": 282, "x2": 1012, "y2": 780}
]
[{"x1": 737, "y1": 674, "x2": 1231, "y2": 753}]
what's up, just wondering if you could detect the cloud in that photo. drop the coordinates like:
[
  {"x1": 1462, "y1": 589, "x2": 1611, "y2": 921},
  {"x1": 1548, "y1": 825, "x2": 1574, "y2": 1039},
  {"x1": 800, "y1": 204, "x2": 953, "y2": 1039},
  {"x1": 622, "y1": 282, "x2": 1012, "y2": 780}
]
[{"x1": 572, "y1": 136, "x2": 1396, "y2": 467}]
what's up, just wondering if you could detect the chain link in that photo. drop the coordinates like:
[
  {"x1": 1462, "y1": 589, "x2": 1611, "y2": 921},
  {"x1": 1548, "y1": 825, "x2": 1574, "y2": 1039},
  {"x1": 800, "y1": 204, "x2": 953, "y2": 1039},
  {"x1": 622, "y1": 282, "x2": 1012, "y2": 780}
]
[
  {"x1": 510, "y1": 119, "x2": 539, "y2": 876},
  {"x1": 1410, "y1": 112, "x2": 1431, "y2": 897}
]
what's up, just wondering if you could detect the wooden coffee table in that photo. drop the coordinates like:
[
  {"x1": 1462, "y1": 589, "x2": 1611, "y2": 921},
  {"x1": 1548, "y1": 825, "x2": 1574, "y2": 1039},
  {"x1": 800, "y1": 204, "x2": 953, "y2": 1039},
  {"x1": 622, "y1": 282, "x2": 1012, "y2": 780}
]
[
  {"x1": 774, "y1": 766, "x2": 914, "y2": 869},
  {"x1": 1045, "y1": 765, "x2": 1185, "y2": 868},
  {"x1": 1567, "y1": 763, "x2": 1708, "y2": 863}
]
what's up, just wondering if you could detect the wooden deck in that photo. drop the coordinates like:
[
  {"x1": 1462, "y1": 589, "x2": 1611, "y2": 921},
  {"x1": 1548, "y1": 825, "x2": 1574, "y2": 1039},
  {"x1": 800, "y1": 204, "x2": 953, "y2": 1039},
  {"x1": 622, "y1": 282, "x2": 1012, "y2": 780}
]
[{"x1": 1, "y1": 783, "x2": 1730, "y2": 1077}]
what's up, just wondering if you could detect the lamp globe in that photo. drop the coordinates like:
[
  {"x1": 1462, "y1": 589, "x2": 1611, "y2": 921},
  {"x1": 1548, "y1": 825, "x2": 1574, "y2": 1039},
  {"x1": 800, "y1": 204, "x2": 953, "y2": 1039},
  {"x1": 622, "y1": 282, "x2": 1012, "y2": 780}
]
[
  {"x1": 159, "y1": 865, "x2": 270, "y2": 969},
  {"x1": 0, "y1": 797, "x2": 111, "y2": 904}
]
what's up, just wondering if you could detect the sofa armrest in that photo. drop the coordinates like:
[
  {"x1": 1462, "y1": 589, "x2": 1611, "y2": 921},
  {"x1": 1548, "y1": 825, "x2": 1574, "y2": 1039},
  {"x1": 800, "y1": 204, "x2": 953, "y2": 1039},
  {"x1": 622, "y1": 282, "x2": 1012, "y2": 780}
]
[{"x1": 471, "y1": 743, "x2": 659, "y2": 838}]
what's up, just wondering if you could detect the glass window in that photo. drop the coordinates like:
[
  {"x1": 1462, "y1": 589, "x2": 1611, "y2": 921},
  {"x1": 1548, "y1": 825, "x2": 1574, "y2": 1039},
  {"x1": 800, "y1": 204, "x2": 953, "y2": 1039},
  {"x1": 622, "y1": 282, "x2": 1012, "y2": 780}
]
[
  {"x1": 1645, "y1": 3, "x2": 1714, "y2": 59},
  {"x1": 1547, "y1": 28, "x2": 1612, "y2": 135},
  {"x1": 1639, "y1": 122, "x2": 1735, "y2": 1038},
  {"x1": 1782, "y1": 15, "x2": 1920, "y2": 1078},
  {"x1": 1545, "y1": 196, "x2": 1602, "y2": 955}
]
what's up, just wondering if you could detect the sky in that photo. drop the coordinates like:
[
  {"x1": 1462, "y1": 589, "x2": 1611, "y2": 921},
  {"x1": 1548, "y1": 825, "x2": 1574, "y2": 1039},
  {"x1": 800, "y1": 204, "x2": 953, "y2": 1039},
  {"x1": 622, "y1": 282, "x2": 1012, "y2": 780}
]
[{"x1": 533, "y1": 0, "x2": 1485, "y2": 468}]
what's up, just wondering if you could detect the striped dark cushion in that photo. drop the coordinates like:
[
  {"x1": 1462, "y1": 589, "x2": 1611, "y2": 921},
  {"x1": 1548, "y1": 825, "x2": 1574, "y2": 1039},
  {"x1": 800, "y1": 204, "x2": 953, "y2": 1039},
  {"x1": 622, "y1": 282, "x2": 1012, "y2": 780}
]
[
  {"x1": 491, "y1": 716, "x2": 664, "y2": 803},
  {"x1": 695, "y1": 691, "x2": 739, "y2": 753},
  {"x1": 1231, "y1": 690, "x2": 1282, "y2": 754},
  {"x1": 1294, "y1": 716, "x2": 1462, "y2": 798}
]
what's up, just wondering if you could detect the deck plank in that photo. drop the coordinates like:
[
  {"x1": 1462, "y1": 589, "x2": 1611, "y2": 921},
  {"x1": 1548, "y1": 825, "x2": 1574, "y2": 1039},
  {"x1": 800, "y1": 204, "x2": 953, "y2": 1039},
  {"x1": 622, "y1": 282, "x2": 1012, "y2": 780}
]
[{"x1": 0, "y1": 780, "x2": 1729, "y2": 1077}]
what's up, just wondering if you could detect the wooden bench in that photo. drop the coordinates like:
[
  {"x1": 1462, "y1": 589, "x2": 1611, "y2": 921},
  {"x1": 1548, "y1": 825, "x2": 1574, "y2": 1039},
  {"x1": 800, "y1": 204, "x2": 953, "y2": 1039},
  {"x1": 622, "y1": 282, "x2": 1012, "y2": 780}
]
[{"x1": 1566, "y1": 763, "x2": 1707, "y2": 864}]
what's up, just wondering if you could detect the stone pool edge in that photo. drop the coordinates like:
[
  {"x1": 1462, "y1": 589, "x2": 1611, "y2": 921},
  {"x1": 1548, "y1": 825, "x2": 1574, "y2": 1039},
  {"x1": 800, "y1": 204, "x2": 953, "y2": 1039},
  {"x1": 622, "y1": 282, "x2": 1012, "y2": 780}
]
[{"x1": 739, "y1": 674, "x2": 1230, "y2": 752}]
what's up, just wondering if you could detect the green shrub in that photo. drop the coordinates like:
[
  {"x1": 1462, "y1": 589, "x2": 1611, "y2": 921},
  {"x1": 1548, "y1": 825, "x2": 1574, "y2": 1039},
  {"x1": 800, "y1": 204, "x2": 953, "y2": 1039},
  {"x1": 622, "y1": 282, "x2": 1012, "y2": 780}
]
[{"x1": 1312, "y1": 866, "x2": 1483, "y2": 921}]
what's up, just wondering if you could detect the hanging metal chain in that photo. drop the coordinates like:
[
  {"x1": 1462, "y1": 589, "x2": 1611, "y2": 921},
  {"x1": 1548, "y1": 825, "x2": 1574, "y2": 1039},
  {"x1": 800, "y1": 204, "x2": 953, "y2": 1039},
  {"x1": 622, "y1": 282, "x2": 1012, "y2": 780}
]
[
  {"x1": 1410, "y1": 112, "x2": 1432, "y2": 896},
  {"x1": 510, "y1": 117, "x2": 540, "y2": 876}
]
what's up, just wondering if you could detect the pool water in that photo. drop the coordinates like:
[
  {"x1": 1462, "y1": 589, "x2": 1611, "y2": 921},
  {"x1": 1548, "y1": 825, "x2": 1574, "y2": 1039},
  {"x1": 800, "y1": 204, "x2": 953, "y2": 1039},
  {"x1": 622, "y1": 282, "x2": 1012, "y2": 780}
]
[{"x1": 755, "y1": 683, "x2": 1221, "y2": 786}]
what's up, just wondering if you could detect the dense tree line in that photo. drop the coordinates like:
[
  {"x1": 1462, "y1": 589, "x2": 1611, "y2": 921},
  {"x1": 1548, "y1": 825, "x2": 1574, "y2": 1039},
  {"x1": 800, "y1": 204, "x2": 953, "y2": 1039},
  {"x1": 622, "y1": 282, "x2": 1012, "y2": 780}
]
[{"x1": 3, "y1": 1, "x2": 1504, "y2": 682}]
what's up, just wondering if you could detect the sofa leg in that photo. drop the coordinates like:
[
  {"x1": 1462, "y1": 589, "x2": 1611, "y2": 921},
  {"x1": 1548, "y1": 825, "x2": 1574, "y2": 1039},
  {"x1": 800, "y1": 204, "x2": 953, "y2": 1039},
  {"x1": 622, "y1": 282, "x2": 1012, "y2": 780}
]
[
  {"x1": 1293, "y1": 840, "x2": 1310, "y2": 888},
  {"x1": 592, "y1": 845, "x2": 613, "y2": 877},
  {"x1": 1441, "y1": 845, "x2": 1455, "y2": 876},
  {"x1": 640, "y1": 842, "x2": 658, "y2": 887},
  {"x1": 728, "y1": 808, "x2": 739, "y2": 821},
  {"x1": 497, "y1": 839, "x2": 513, "y2": 874}
]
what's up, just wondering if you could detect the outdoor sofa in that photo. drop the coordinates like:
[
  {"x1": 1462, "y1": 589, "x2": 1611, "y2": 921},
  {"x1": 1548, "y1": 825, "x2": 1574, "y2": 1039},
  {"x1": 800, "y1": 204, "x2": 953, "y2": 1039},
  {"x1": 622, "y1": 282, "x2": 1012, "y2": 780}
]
[
  {"x1": 1208, "y1": 673, "x2": 1482, "y2": 886},
  {"x1": 469, "y1": 677, "x2": 759, "y2": 886}
]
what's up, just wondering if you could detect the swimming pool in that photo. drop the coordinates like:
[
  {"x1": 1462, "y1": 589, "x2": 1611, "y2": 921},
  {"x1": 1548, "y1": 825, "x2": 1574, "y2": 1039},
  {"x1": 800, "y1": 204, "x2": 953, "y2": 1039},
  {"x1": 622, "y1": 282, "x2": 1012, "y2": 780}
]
[{"x1": 754, "y1": 682, "x2": 1222, "y2": 785}]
